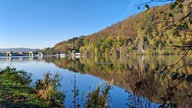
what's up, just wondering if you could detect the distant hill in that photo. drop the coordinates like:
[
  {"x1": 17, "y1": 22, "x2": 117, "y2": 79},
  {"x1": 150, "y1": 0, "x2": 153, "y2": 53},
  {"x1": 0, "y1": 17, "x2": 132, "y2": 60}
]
[
  {"x1": 0, "y1": 48, "x2": 41, "y2": 53},
  {"x1": 45, "y1": 1, "x2": 192, "y2": 55}
]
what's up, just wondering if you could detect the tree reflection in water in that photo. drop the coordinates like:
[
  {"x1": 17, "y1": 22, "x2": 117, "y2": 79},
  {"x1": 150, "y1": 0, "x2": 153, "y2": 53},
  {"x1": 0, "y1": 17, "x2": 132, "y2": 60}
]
[{"x1": 45, "y1": 54, "x2": 192, "y2": 107}]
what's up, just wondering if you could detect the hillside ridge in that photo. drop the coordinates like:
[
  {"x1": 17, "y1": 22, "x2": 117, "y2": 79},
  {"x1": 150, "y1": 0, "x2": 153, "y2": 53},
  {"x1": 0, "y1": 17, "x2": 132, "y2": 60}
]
[
  {"x1": 0, "y1": 48, "x2": 41, "y2": 53},
  {"x1": 45, "y1": 1, "x2": 192, "y2": 55}
]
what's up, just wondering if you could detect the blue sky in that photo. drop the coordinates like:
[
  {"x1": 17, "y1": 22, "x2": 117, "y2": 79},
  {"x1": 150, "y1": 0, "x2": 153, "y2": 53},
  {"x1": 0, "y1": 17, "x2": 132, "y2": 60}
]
[{"x1": 0, "y1": 0, "x2": 170, "y2": 49}]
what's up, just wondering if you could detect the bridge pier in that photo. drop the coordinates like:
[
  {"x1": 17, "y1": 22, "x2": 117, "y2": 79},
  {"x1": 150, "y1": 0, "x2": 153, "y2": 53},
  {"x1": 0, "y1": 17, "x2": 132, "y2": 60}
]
[
  {"x1": 37, "y1": 52, "x2": 43, "y2": 56},
  {"x1": 28, "y1": 51, "x2": 34, "y2": 57},
  {"x1": 5, "y1": 52, "x2": 12, "y2": 56}
]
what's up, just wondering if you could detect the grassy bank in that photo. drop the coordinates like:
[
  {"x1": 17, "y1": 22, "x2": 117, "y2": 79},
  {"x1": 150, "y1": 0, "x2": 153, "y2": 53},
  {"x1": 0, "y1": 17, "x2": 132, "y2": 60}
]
[
  {"x1": 0, "y1": 67, "x2": 65, "y2": 108},
  {"x1": 0, "y1": 67, "x2": 111, "y2": 108}
]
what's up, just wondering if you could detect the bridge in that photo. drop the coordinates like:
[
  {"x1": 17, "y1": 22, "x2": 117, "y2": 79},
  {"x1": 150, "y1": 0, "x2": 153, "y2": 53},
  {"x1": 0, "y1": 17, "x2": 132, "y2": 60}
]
[{"x1": 3, "y1": 51, "x2": 44, "y2": 57}]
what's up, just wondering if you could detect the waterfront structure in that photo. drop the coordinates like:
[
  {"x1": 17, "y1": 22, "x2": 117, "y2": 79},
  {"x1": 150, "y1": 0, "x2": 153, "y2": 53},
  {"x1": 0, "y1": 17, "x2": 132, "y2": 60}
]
[
  {"x1": 28, "y1": 51, "x2": 34, "y2": 57},
  {"x1": 5, "y1": 52, "x2": 12, "y2": 56}
]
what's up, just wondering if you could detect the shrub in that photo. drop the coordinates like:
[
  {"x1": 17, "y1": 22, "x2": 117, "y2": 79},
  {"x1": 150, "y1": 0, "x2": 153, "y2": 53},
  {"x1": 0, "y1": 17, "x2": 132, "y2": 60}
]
[
  {"x1": 86, "y1": 84, "x2": 111, "y2": 108},
  {"x1": 0, "y1": 66, "x2": 32, "y2": 85}
]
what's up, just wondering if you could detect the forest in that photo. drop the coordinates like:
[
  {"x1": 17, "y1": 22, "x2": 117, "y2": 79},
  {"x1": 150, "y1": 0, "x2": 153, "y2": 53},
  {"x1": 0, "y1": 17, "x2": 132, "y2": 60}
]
[{"x1": 44, "y1": 1, "x2": 192, "y2": 55}]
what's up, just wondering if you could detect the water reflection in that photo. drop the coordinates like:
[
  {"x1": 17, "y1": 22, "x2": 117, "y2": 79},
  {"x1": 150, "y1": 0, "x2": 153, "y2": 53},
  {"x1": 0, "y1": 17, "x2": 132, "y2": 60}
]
[
  {"x1": 0, "y1": 55, "x2": 192, "y2": 107},
  {"x1": 44, "y1": 55, "x2": 192, "y2": 108},
  {"x1": 0, "y1": 56, "x2": 41, "y2": 62}
]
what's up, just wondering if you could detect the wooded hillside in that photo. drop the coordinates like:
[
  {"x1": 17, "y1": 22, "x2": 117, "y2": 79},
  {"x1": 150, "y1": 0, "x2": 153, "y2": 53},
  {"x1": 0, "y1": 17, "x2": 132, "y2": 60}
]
[{"x1": 45, "y1": 1, "x2": 192, "y2": 55}]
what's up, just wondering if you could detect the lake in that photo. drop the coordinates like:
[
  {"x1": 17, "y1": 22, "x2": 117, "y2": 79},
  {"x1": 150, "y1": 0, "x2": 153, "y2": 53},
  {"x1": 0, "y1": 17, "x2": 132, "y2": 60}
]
[{"x1": 0, "y1": 55, "x2": 192, "y2": 108}]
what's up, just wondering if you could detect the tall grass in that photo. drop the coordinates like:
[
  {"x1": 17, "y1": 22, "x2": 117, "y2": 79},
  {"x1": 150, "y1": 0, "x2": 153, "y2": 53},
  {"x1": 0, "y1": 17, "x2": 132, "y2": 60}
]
[
  {"x1": 34, "y1": 72, "x2": 65, "y2": 107},
  {"x1": 86, "y1": 84, "x2": 111, "y2": 108}
]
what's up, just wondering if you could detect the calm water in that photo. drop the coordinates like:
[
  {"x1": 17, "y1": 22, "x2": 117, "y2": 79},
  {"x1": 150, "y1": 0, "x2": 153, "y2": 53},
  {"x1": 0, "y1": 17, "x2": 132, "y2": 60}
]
[{"x1": 0, "y1": 55, "x2": 192, "y2": 108}]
